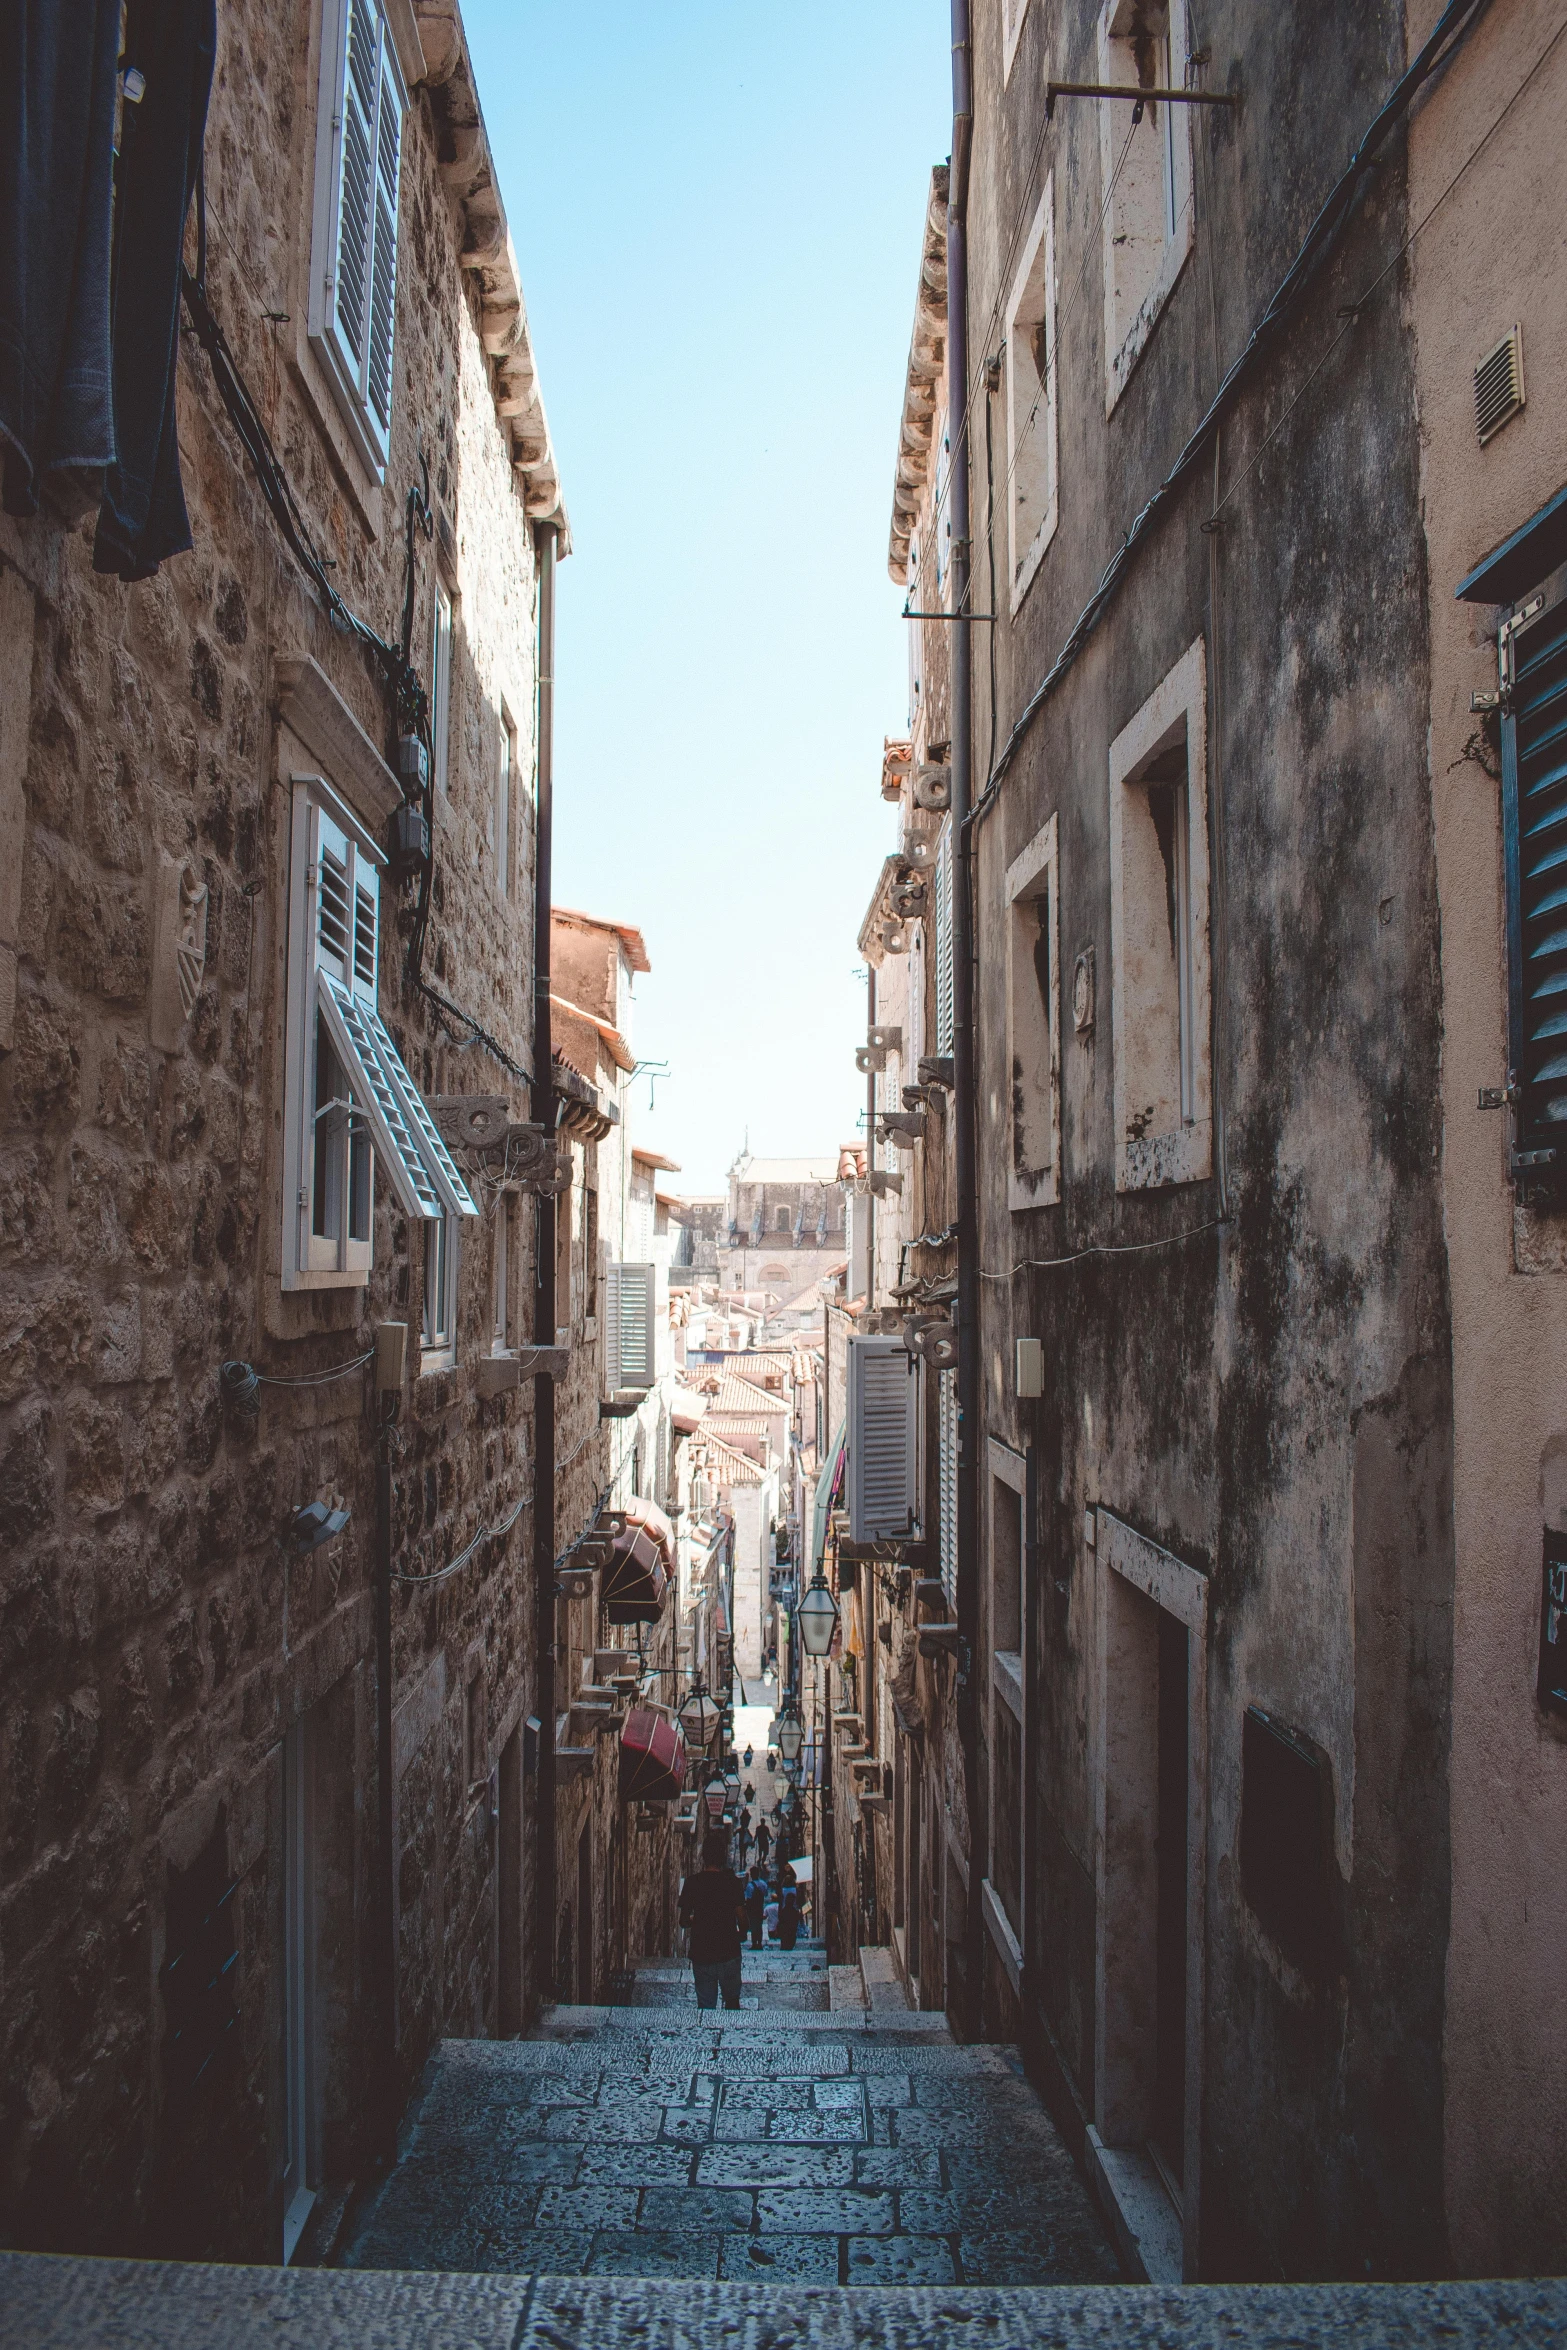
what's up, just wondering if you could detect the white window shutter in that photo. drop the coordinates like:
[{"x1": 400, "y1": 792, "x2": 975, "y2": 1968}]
[
  {"x1": 366, "y1": 24, "x2": 402, "y2": 437},
  {"x1": 938, "y1": 1368, "x2": 958, "y2": 1603},
  {"x1": 847, "y1": 1333, "x2": 919, "y2": 1541},
  {"x1": 606, "y1": 1263, "x2": 655, "y2": 1389},
  {"x1": 934, "y1": 820, "x2": 955, "y2": 1056},
  {"x1": 316, "y1": 0, "x2": 403, "y2": 463}
]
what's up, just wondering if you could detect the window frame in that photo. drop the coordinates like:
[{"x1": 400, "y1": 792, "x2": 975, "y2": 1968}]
[
  {"x1": 491, "y1": 1193, "x2": 511, "y2": 1353},
  {"x1": 422, "y1": 1207, "x2": 458, "y2": 1370},
  {"x1": 1500, "y1": 589, "x2": 1567, "y2": 1179},
  {"x1": 1005, "y1": 813, "x2": 1061, "y2": 1213},
  {"x1": 1108, "y1": 640, "x2": 1212, "y2": 1194},
  {"x1": 1002, "y1": 0, "x2": 1031, "y2": 84},
  {"x1": 1096, "y1": 0, "x2": 1195, "y2": 415},
  {"x1": 282, "y1": 775, "x2": 478, "y2": 1293},
  {"x1": 306, "y1": 0, "x2": 406, "y2": 476},
  {"x1": 934, "y1": 818, "x2": 956, "y2": 1058},
  {"x1": 1004, "y1": 179, "x2": 1060, "y2": 612}
]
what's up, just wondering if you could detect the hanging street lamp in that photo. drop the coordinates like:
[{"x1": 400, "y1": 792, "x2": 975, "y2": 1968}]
[
  {"x1": 703, "y1": 1771, "x2": 728, "y2": 1825},
  {"x1": 776, "y1": 1706, "x2": 804, "y2": 1764},
  {"x1": 797, "y1": 1566, "x2": 840, "y2": 1659},
  {"x1": 679, "y1": 1680, "x2": 721, "y2": 1751}
]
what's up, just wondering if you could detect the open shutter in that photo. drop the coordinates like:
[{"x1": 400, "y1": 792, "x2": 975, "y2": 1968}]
[
  {"x1": 366, "y1": 24, "x2": 402, "y2": 438},
  {"x1": 606, "y1": 1263, "x2": 655, "y2": 1389},
  {"x1": 1504, "y1": 595, "x2": 1567, "y2": 1174},
  {"x1": 846, "y1": 1333, "x2": 919, "y2": 1541},
  {"x1": 315, "y1": 0, "x2": 403, "y2": 462},
  {"x1": 937, "y1": 1368, "x2": 958, "y2": 1603},
  {"x1": 934, "y1": 820, "x2": 955, "y2": 1055},
  {"x1": 317, "y1": 975, "x2": 443, "y2": 1223}
]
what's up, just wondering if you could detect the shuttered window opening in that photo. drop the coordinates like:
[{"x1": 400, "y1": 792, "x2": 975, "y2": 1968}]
[
  {"x1": 1504, "y1": 595, "x2": 1567, "y2": 1176},
  {"x1": 606, "y1": 1263, "x2": 656, "y2": 1390},
  {"x1": 938, "y1": 1367, "x2": 958, "y2": 1604},
  {"x1": 310, "y1": 0, "x2": 405, "y2": 471},
  {"x1": 934, "y1": 820, "x2": 955, "y2": 1056},
  {"x1": 846, "y1": 1333, "x2": 920, "y2": 1542},
  {"x1": 286, "y1": 783, "x2": 476, "y2": 1290}
]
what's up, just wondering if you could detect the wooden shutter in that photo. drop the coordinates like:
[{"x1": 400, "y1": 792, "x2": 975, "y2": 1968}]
[
  {"x1": 319, "y1": 0, "x2": 402, "y2": 461},
  {"x1": 1503, "y1": 595, "x2": 1567, "y2": 1174},
  {"x1": 607, "y1": 1263, "x2": 655, "y2": 1389},
  {"x1": 934, "y1": 820, "x2": 955, "y2": 1055},
  {"x1": 937, "y1": 1367, "x2": 958, "y2": 1603},
  {"x1": 846, "y1": 1333, "x2": 919, "y2": 1541}
]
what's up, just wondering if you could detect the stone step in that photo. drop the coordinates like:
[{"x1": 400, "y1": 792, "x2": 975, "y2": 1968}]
[
  {"x1": 5, "y1": 2253, "x2": 1559, "y2": 2347},
  {"x1": 857, "y1": 1945, "x2": 913, "y2": 2012}
]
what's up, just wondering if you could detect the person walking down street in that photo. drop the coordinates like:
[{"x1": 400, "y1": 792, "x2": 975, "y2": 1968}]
[
  {"x1": 754, "y1": 1816, "x2": 771, "y2": 1868},
  {"x1": 744, "y1": 1869, "x2": 767, "y2": 1951},
  {"x1": 777, "y1": 1868, "x2": 800, "y2": 1952},
  {"x1": 678, "y1": 1831, "x2": 748, "y2": 2010}
]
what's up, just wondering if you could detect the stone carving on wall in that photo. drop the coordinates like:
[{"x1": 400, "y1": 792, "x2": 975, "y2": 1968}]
[{"x1": 149, "y1": 854, "x2": 208, "y2": 1052}]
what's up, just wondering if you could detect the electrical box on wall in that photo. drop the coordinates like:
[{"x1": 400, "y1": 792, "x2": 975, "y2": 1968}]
[{"x1": 1016, "y1": 1337, "x2": 1043, "y2": 1398}]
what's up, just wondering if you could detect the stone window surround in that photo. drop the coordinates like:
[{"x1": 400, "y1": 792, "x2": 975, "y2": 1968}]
[
  {"x1": 1005, "y1": 811, "x2": 1062, "y2": 1212},
  {"x1": 1107, "y1": 637, "x2": 1212, "y2": 1195},
  {"x1": 421, "y1": 1206, "x2": 460, "y2": 1373},
  {"x1": 1097, "y1": 0, "x2": 1196, "y2": 416},
  {"x1": 1088, "y1": 1504, "x2": 1208, "y2": 2283},
  {"x1": 1005, "y1": 179, "x2": 1060, "y2": 613}
]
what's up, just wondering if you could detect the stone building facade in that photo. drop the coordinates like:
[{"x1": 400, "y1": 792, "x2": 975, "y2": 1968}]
[
  {"x1": 0, "y1": 0, "x2": 567, "y2": 2264},
  {"x1": 828, "y1": 0, "x2": 1567, "y2": 2286}
]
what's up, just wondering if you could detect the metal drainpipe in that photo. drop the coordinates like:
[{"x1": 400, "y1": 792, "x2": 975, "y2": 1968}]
[
  {"x1": 374, "y1": 1420, "x2": 396, "y2": 2158},
  {"x1": 865, "y1": 966, "x2": 877, "y2": 1309},
  {"x1": 531, "y1": 520, "x2": 559, "y2": 2005},
  {"x1": 947, "y1": 0, "x2": 984, "y2": 2041}
]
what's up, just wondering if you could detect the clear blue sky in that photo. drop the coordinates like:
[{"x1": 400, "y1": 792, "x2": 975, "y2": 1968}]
[{"x1": 461, "y1": 3, "x2": 951, "y2": 1195}]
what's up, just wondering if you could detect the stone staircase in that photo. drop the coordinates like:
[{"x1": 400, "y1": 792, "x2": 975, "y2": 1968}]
[{"x1": 337, "y1": 1950, "x2": 1117, "y2": 2287}]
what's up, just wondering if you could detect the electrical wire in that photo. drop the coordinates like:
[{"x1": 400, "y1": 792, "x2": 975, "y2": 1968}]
[
  {"x1": 964, "y1": 0, "x2": 1495, "y2": 842},
  {"x1": 979, "y1": 1216, "x2": 1228, "y2": 1279},
  {"x1": 392, "y1": 1485, "x2": 532, "y2": 1586},
  {"x1": 220, "y1": 1352, "x2": 374, "y2": 1415}
]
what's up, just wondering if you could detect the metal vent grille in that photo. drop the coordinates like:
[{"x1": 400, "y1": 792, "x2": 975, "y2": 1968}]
[{"x1": 1475, "y1": 326, "x2": 1524, "y2": 445}]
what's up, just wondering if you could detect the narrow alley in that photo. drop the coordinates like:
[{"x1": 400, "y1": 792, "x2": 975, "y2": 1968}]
[{"x1": 340, "y1": 1941, "x2": 1117, "y2": 2287}]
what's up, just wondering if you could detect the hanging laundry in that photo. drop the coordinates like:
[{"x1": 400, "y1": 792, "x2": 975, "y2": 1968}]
[
  {"x1": 94, "y1": 0, "x2": 217, "y2": 581},
  {"x1": 0, "y1": 0, "x2": 122, "y2": 517}
]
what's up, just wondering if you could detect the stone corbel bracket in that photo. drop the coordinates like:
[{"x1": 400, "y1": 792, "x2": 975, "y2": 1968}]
[
  {"x1": 415, "y1": 1, "x2": 569, "y2": 544},
  {"x1": 888, "y1": 164, "x2": 951, "y2": 584}
]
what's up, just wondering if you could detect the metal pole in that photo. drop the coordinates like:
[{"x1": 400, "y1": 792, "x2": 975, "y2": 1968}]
[
  {"x1": 865, "y1": 966, "x2": 877, "y2": 1309},
  {"x1": 375, "y1": 1418, "x2": 397, "y2": 2156},
  {"x1": 531, "y1": 521, "x2": 559, "y2": 2005}
]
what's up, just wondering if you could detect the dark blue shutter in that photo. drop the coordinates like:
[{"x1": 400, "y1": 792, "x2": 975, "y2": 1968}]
[{"x1": 1503, "y1": 597, "x2": 1567, "y2": 1173}]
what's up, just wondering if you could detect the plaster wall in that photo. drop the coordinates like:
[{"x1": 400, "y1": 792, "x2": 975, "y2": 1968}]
[{"x1": 1407, "y1": 0, "x2": 1567, "y2": 2270}]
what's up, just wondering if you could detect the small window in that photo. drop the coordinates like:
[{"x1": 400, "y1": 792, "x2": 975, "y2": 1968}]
[
  {"x1": 1240, "y1": 1704, "x2": 1332, "y2": 1977},
  {"x1": 776, "y1": 1206, "x2": 790, "y2": 1233},
  {"x1": 1109, "y1": 641, "x2": 1211, "y2": 1192},
  {"x1": 307, "y1": 0, "x2": 405, "y2": 471},
  {"x1": 282, "y1": 780, "x2": 478, "y2": 1290},
  {"x1": 422, "y1": 1210, "x2": 457, "y2": 1364},
  {"x1": 556, "y1": 1168, "x2": 574, "y2": 1328},
  {"x1": 1097, "y1": 0, "x2": 1194, "y2": 411},
  {"x1": 431, "y1": 583, "x2": 454, "y2": 798},
  {"x1": 1005, "y1": 815, "x2": 1060, "y2": 1211},
  {"x1": 1500, "y1": 595, "x2": 1567, "y2": 1179},
  {"x1": 584, "y1": 1186, "x2": 599, "y2": 1320},
  {"x1": 991, "y1": 1474, "x2": 1022, "y2": 1673},
  {"x1": 1004, "y1": 181, "x2": 1059, "y2": 609}
]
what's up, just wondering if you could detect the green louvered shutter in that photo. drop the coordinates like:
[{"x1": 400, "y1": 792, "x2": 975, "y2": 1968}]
[{"x1": 1503, "y1": 596, "x2": 1567, "y2": 1175}]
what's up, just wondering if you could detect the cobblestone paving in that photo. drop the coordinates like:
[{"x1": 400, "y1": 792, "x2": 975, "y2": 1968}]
[{"x1": 344, "y1": 1946, "x2": 1118, "y2": 2287}]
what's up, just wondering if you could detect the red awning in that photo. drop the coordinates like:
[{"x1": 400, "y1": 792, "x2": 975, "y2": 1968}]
[
  {"x1": 602, "y1": 1524, "x2": 669, "y2": 1623},
  {"x1": 620, "y1": 1706, "x2": 686, "y2": 1804},
  {"x1": 621, "y1": 1495, "x2": 676, "y2": 1566}
]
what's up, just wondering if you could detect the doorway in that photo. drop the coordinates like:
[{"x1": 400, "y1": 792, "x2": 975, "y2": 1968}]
[
  {"x1": 1153, "y1": 1609, "x2": 1188, "y2": 2191},
  {"x1": 282, "y1": 1712, "x2": 318, "y2": 2263}
]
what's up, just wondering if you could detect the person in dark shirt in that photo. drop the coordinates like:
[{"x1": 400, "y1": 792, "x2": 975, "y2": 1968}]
[
  {"x1": 744, "y1": 1870, "x2": 767, "y2": 1950},
  {"x1": 678, "y1": 1831, "x2": 747, "y2": 2009},
  {"x1": 777, "y1": 1868, "x2": 800, "y2": 1952}
]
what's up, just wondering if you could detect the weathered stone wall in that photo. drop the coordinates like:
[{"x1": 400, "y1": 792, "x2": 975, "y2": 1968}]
[
  {"x1": 0, "y1": 0, "x2": 550, "y2": 2261},
  {"x1": 966, "y1": 0, "x2": 1452, "y2": 2282}
]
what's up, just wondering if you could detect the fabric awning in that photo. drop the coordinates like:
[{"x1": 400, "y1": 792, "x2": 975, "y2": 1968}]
[
  {"x1": 602, "y1": 1526, "x2": 669, "y2": 1624},
  {"x1": 811, "y1": 1419, "x2": 846, "y2": 1572},
  {"x1": 621, "y1": 1495, "x2": 676, "y2": 1567},
  {"x1": 619, "y1": 1707, "x2": 686, "y2": 1804}
]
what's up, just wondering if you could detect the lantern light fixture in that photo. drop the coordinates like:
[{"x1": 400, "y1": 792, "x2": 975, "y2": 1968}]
[
  {"x1": 776, "y1": 1708, "x2": 804, "y2": 1763},
  {"x1": 678, "y1": 1681, "x2": 721, "y2": 1750},
  {"x1": 797, "y1": 1567, "x2": 840, "y2": 1658},
  {"x1": 703, "y1": 1772, "x2": 728, "y2": 1824}
]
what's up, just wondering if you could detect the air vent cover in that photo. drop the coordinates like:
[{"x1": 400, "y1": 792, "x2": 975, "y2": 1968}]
[{"x1": 1474, "y1": 326, "x2": 1525, "y2": 445}]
